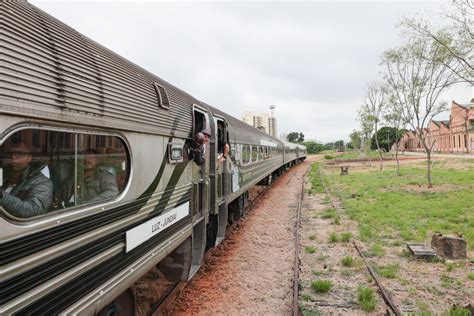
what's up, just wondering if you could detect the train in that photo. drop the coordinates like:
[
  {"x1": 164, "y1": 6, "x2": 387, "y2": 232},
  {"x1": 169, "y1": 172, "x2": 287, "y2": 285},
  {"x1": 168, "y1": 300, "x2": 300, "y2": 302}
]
[{"x1": 0, "y1": 2, "x2": 306, "y2": 315}]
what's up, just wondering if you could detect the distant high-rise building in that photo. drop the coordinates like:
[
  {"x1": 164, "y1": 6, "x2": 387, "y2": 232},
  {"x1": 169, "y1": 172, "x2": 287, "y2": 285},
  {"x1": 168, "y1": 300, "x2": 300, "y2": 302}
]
[
  {"x1": 243, "y1": 106, "x2": 278, "y2": 137},
  {"x1": 280, "y1": 133, "x2": 288, "y2": 141}
]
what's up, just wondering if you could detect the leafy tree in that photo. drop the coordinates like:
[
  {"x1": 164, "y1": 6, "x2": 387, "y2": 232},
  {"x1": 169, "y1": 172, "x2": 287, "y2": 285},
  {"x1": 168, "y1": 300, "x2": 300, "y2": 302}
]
[
  {"x1": 324, "y1": 142, "x2": 334, "y2": 150},
  {"x1": 370, "y1": 127, "x2": 403, "y2": 152},
  {"x1": 287, "y1": 132, "x2": 299, "y2": 143},
  {"x1": 298, "y1": 132, "x2": 305, "y2": 142},
  {"x1": 301, "y1": 141, "x2": 324, "y2": 154},
  {"x1": 334, "y1": 140, "x2": 345, "y2": 151},
  {"x1": 349, "y1": 130, "x2": 362, "y2": 150},
  {"x1": 287, "y1": 132, "x2": 305, "y2": 143}
]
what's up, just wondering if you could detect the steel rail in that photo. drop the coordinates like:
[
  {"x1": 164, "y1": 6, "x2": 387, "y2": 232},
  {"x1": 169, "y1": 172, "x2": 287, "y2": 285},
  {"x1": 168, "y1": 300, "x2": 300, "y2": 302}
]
[
  {"x1": 293, "y1": 164, "x2": 311, "y2": 316},
  {"x1": 317, "y1": 162, "x2": 401, "y2": 316}
]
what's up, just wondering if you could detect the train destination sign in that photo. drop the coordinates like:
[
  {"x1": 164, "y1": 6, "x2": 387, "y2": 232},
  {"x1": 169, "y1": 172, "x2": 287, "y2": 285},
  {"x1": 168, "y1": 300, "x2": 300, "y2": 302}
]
[{"x1": 126, "y1": 202, "x2": 190, "y2": 252}]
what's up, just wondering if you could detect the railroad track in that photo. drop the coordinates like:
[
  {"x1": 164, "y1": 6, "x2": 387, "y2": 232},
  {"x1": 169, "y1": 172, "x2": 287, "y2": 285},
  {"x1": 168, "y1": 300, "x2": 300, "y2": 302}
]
[
  {"x1": 316, "y1": 163, "x2": 401, "y2": 315},
  {"x1": 292, "y1": 164, "x2": 311, "y2": 316}
]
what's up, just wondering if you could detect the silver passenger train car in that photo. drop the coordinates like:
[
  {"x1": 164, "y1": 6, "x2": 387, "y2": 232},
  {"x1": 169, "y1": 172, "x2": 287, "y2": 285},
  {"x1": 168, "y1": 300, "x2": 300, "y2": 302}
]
[{"x1": 0, "y1": 2, "x2": 306, "y2": 315}]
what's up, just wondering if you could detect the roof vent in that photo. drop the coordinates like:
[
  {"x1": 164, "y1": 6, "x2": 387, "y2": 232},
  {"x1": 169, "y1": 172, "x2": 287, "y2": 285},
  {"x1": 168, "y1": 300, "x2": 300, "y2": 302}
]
[{"x1": 153, "y1": 82, "x2": 170, "y2": 109}]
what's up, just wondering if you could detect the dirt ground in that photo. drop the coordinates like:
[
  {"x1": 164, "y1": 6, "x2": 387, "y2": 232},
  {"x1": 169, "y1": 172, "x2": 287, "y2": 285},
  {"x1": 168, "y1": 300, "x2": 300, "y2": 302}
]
[{"x1": 169, "y1": 160, "x2": 310, "y2": 315}]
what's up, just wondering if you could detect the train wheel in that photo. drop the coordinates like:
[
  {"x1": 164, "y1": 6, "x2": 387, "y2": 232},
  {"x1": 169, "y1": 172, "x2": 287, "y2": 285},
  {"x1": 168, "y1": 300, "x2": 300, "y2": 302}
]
[{"x1": 98, "y1": 288, "x2": 136, "y2": 316}]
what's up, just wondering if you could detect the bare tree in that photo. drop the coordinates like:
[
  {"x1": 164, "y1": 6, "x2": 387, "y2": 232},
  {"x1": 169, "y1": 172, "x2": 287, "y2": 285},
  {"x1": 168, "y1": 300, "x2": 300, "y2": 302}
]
[
  {"x1": 383, "y1": 93, "x2": 406, "y2": 176},
  {"x1": 402, "y1": 0, "x2": 473, "y2": 84},
  {"x1": 360, "y1": 82, "x2": 386, "y2": 170},
  {"x1": 381, "y1": 38, "x2": 458, "y2": 188},
  {"x1": 357, "y1": 106, "x2": 374, "y2": 167}
]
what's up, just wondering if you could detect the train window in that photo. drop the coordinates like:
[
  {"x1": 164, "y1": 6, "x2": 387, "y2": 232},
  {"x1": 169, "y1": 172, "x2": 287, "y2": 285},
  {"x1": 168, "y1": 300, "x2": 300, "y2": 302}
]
[
  {"x1": 0, "y1": 129, "x2": 129, "y2": 219},
  {"x1": 241, "y1": 145, "x2": 250, "y2": 164},
  {"x1": 251, "y1": 146, "x2": 258, "y2": 162},
  {"x1": 259, "y1": 146, "x2": 265, "y2": 160}
]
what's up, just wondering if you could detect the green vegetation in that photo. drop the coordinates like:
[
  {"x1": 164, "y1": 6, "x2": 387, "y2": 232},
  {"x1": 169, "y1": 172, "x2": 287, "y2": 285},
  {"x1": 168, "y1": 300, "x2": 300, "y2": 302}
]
[
  {"x1": 468, "y1": 272, "x2": 474, "y2": 281},
  {"x1": 305, "y1": 246, "x2": 316, "y2": 254},
  {"x1": 311, "y1": 280, "x2": 333, "y2": 293},
  {"x1": 308, "y1": 163, "x2": 325, "y2": 194},
  {"x1": 446, "y1": 262, "x2": 455, "y2": 272},
  {"x1": 447, "y1": 306, "x2": 471, "y2": 316},
  {"x1": 375, "y1": 264, "x2": 399, "y2": 279},
  {"x1": 341, "y1": 256, "x2": 354, "y2": 267},
  {"x1": 320, "y1": 208, "x2": 337, "y2": 219},
  {"x1": 314, "y1": 160, "x2": 474, "y2": 248},
  {"x1": 371, "y1": 243, "x2": 385, "y2": 257},
  {"x1": 340, "y1": 269, "x2": 355, "y2": 277},
  {"x1": 357, "y1": 286, "x2": 377, "y2": 312},
  {"x1": 308, "y1": 234, "x2": 316, "y2": 240},
  {"x1": 328, "y1": 232, "x2": 339, "y2": 243},
  {"x1": 340, "y1": 232, "x2": 352, "y2": 242}
]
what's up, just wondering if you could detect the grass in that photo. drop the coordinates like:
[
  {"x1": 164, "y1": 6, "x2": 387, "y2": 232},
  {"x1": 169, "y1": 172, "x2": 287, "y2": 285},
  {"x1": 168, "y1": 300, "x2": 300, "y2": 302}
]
[
  {"x1": 446, "y1": 262, "x2": 455, "y2": 272},
  {"x1": 311, "y1": 280, "x2": 332, "y2": 293},
  {"x1": 320, "y1": 208, "x2": 337, "y2": 219},
  {"x1": 357, "y1": 286, "x2": 377, "y2": 311},
  {"x1": 341, "y1": 256, "x2": 354, "y2": 267},
  {"x1": 308, "y1": 163, "x2": 325, "y2": 194},
  {"x1": 448, "y1": 306, "x2": 471, "y2": 316},
  {"x1": 376, "y1": 264, "x2": 399, "y2": 279},
  {"x1": 328, "y1": 232, "x2": 339, "y2": 243},
  {"x1": 313, "y1": 159, "x2": 474, "y2": 248},
  {"x1": 341, "y1": 269, "x2": 355, "y2": 277},
  {"x1": 340, "y1": 232, "x2": 352, "y2": 242},
  {"x1": 371, "y1": 243, "x2": 385, "y2": 257},
  {"x1": 308, "y1": 234, "x2": 316, "y2": 240},
  {"x1": 468, "y1": 272, "x2": 474, "y2": 280},
  {"x1": 305, "y1": 246, "x2": 316, "y2": 254}
]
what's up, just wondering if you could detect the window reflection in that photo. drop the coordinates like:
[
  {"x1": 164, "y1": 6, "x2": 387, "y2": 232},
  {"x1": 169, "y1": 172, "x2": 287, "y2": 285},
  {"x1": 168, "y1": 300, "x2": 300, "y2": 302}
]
[{"x1": 0, "y1": 129, "x2": 129, "y2": 219}]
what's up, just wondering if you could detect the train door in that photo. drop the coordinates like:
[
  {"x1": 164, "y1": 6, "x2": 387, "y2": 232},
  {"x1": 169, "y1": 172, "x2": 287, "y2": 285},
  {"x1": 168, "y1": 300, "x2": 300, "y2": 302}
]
[
  {"x1": 189, "y1": 106, "x2": 210, "y2": 278},
  {"x1": 213, "y1": 117, "x2": 229, "y2": 246}
]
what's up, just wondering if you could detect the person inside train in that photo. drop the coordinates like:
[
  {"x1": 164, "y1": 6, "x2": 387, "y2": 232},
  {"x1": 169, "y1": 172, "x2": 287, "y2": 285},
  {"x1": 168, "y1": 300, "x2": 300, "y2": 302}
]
[
  {"x1": 0, "y1": 142, "x2": 53, "y2": 218},
  {"x1": 60, "y1": 148, "x2": 119, "y2": 206}
]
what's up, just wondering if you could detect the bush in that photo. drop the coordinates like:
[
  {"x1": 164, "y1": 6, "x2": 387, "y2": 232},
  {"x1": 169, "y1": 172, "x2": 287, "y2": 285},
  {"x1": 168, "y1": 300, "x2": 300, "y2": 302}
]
[
  {"x1": 311, "y1": 280, "x2": 333, "y2": 293},
  {"x1": 357, "y1": 286, "x2": 377, "y2": 311}
]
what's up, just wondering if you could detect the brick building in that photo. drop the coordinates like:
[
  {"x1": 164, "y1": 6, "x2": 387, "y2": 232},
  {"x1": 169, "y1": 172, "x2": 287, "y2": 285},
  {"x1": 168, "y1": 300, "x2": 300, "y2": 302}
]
[{"x1": 399, "y1": 101, "x2": 474, "y2": 153}]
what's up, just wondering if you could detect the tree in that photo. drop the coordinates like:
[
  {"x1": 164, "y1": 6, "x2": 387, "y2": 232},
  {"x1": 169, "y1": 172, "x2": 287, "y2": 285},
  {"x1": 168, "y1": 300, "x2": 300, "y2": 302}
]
[
  {"x1": 301, "y1": 141, "x2": 324, "y2": 154},
  {"x1": 359, "y1": 82, "x2": 386, "y2": 170},
  {"x1": 334, "y1": 140, "x2": 345, "y2": 151},
  {"x1": 383, "y1": 92, "x2": 407, "y2": 176},
  {"x1": 382, "y1": 37, "x2": 458, "y2": 188},
  {"x1": 370, "y1": 127, "x2": 403, "y2": 152},
  {"x1": 287, "y1": 132, "x2": 299, "y2": 143},
  {"x1": 402, "y1": 0, "x2": 473, "y2": 84},
  {"x1": 349, "y1": 130, "x2": 362, "y2": 150},
  {"x1": 287, "y1": 132, "x2": 305, "y2": 143},
  {"x1": 358, "y1": 106, "x2": 375, "y2": 166},
  {"x1": 298, "y1": 132, "x2": 305, "y2": 142}
]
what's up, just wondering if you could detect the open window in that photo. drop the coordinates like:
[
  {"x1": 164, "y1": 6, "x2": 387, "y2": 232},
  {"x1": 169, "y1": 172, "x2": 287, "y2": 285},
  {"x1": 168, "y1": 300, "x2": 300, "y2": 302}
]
[{"x1": 0, "y1": 129, "x2": 130, "y2": 219}]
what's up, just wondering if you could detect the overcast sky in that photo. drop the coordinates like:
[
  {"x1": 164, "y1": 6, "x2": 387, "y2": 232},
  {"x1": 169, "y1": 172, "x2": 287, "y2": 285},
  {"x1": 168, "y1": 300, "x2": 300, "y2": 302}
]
[{"x1": 32, "y1": 0, "x2": 472, "y2": 143}]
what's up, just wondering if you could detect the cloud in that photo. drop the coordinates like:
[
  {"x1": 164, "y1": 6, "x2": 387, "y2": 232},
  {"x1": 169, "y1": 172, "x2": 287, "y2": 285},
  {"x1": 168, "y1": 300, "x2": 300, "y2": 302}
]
[{"x1": 31, "y1": 1, "x2": 472, "y2": 142}]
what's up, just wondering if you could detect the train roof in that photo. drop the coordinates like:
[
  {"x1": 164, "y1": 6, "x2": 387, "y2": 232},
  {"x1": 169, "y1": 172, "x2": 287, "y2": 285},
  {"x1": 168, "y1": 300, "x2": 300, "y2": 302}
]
[{"x1": 206, "y1": 104, "x2": 283, "y2": 147}]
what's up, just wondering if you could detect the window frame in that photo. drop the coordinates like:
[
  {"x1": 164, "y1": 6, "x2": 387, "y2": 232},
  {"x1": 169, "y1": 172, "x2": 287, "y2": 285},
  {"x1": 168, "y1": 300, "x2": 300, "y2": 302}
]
[{"x1": 0, "y1": 124, "x2": 132, "y2": 223}]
